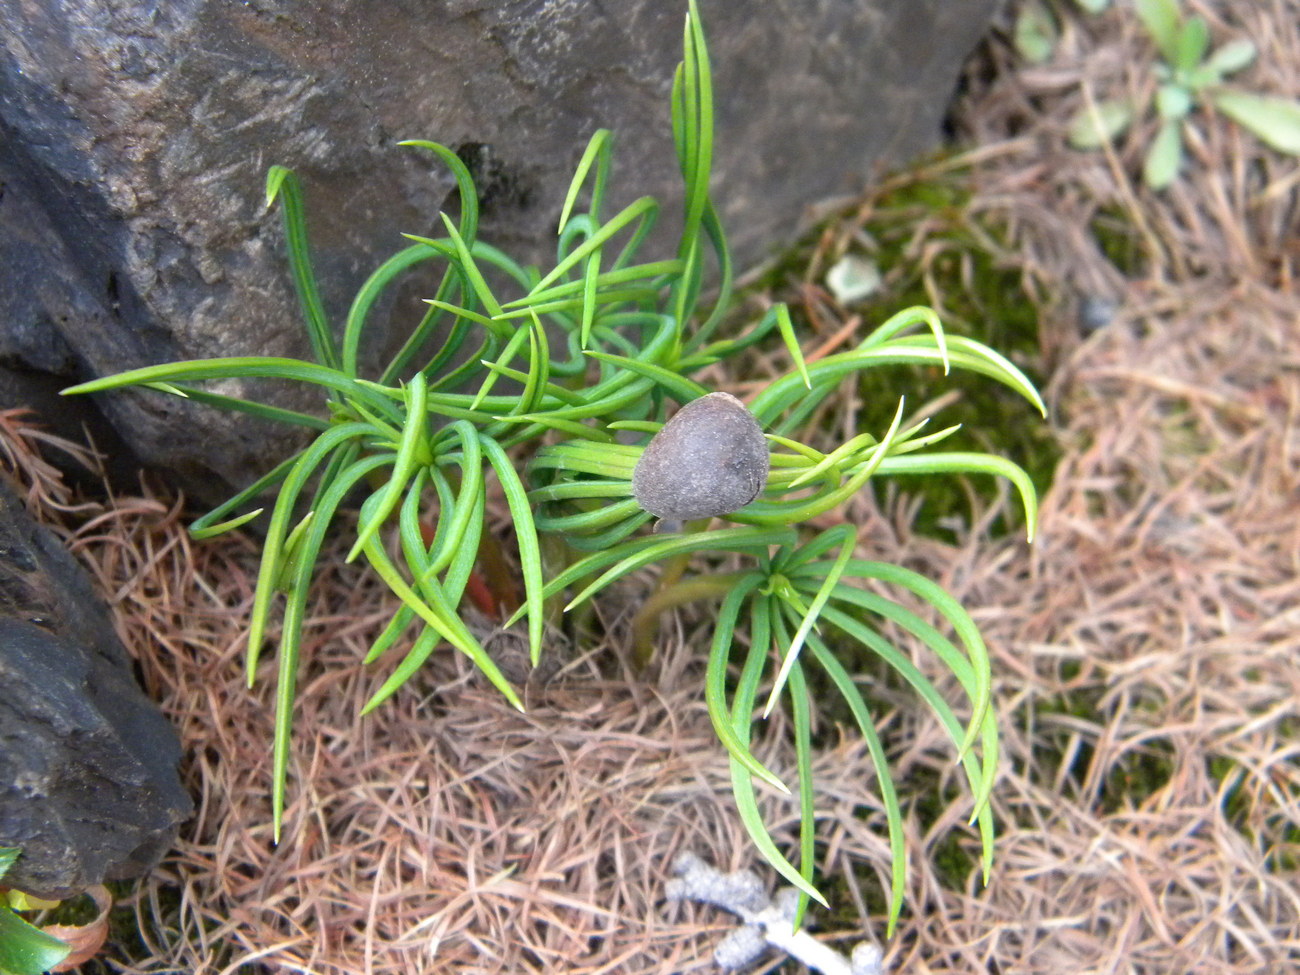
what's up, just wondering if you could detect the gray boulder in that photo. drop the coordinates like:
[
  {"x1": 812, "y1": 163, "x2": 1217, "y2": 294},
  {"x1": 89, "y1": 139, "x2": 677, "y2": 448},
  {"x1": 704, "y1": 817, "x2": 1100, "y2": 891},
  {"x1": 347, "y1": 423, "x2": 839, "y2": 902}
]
[
  {"x1": 0, "y1": 0, "x2": 996, "y2": 502},
  {"x1": 0, "y1": 482, "x2": 192, "y2": 899}
]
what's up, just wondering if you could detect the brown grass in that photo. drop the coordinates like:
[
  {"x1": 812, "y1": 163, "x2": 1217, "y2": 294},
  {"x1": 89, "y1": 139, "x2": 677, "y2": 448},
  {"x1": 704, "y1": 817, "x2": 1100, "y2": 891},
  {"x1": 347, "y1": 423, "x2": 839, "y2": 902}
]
[
  {"x1": 35, "y1": 491, "x2": 901, "y2": 974},
  {"x1": 4, "y1": 0, "x2": 1298, "y2": 971}
]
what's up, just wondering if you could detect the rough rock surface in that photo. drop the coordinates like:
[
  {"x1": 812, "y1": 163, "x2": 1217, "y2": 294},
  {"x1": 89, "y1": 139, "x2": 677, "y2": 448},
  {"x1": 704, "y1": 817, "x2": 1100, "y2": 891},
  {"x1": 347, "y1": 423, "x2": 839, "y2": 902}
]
[
  {"x1": 0, "y1": 481, "x2": 191, "y2": 899},
  {"x1": 0, "y1": 0, "x2": 997, "y2": 501}
]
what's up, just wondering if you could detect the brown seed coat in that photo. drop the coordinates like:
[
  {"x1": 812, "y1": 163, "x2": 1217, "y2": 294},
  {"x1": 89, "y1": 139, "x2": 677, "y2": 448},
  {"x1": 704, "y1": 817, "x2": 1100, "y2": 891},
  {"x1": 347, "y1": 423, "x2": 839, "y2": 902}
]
[{"x1": 631, "y1": 392, "x2": 770, "y2": 522}]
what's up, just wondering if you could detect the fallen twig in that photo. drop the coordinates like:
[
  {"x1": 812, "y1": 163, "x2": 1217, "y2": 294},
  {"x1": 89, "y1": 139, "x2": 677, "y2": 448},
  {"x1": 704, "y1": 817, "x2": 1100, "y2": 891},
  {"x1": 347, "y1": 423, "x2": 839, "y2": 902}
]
[{"x1": 666, "y1": 853, "x2": 884, "y2": 975}]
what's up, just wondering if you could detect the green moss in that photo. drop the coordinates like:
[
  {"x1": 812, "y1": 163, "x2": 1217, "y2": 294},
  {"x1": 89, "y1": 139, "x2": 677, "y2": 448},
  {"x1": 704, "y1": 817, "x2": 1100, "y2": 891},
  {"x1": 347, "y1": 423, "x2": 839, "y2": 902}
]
[
  {"x1": 818, "y1": 864, "x2": 891, "y2": 930},
  {"x1": 1208, "y1": 741, "x2": 1300, "y2": 874},
  {"x1": 1089, "y1": 204, "x2": 1147, "y2": 277},
  {"x1": 907, "y1": 763, "x2": 983, "y2": 890},
  {"x1": 758, "y1": 158, "x2": 1061, "y2": 541},
  {"x1": 1098, "y1": 741, "x2": 1176, "y2": 813},
  {"x1": 1021, "y1": 683, "x2": 1181, "y2": 816}
]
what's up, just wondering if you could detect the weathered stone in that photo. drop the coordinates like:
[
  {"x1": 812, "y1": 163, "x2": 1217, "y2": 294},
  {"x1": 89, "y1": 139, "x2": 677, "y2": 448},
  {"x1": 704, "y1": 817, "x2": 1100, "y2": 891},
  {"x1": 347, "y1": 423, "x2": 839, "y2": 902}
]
[
  {"x1": 0, "y1": 0, "x2": 997, "y2": 502},
  {"x1": 0, "y1": 482, "x2": 191, "y2": 899}
]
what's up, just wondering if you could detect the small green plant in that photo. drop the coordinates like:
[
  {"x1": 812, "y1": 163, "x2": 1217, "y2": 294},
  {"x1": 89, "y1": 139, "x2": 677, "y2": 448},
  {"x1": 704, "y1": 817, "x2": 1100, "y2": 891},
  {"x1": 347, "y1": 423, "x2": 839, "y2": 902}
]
[
  {"x1": 1066, "y1": 0, "x2": 1300, "y2": 189},
  {"x1": 0, "y1": 849, "x2": 71, "y2": 975},
  {"x1": 1012, "y1": 0, "x2": 1112, "y2": 67},
  {"x1": 64, "y1": 0, "x2": 1043, "y2": 932}
]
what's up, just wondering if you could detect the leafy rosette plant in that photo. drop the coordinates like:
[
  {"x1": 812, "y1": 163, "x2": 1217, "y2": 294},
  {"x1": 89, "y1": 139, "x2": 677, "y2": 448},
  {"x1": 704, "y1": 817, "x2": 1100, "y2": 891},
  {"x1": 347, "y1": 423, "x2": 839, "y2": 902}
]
[
  {"x1": 63, "y1": 0, "x2": 1043, "y2": 931},
  {"x1": 527, "y1": 304, "x2": 1041, "y2": 926},
  {"x1": 1067, "y1": 0, "x2": 1300, "y2": 189}
]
